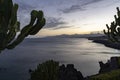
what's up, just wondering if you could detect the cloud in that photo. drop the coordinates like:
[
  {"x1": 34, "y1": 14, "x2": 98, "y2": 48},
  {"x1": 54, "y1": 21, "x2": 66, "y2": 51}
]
[
  {"x1": 61, "y1": 0, "x2": 104, "y2": 13},
  {"x1": 98, "y1": 0, "x2": 120, "y2": 8},
  {"x1": 60, "y1": 5, "x2": 85, "y2": 13},
  {"x1": 44, "y1": 17, "x2": 68, "y2": 29},
  {"x1": 52, "y1": 26, "x2": 73, "y2": 30},
  {"x1": 12, "y1": 0, "x2": 36, "y2": 28},
  {"x1": 18, "y1": 2, "x2": 35, "y2": 11},
  {"x1": 82, "y1": 0, "x2": 104, "y2": 6},
  {"x1": 13, "y1": 0, "x2": 35, "y2": 11}
]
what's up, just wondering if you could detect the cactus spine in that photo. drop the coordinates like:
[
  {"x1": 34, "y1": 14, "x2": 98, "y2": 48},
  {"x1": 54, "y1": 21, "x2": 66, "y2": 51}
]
[
  {"x1": 104, "y1": 7, "x2": 120, "y2": 42},
  {"x1": 0, "y1": 0, "x2": 46, "y2": 52}
]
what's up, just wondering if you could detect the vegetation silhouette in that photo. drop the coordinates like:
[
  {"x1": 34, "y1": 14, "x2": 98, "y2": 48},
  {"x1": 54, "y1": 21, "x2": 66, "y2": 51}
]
[
  {"x1": 0, "y1": 0, "x2": 45, "y2": 53},
  {"x1": 29, "y1": 60, "x2": 84, "y2": 80},
  {"x1": 104, "y1": 7, "x2": 120, "y2": 42},
  {"x1": 29, "y1": 60, "x2": 59, "y2": 80}
]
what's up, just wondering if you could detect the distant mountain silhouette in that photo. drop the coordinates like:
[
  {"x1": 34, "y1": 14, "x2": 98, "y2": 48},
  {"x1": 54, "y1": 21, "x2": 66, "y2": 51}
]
[{"x1": 44, "y1": 33, "x2": 105, "y2": 38}]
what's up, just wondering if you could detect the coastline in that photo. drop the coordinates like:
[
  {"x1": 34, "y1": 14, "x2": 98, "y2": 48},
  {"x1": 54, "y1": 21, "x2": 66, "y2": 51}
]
[
  {"x1": 88, "y1": 35, "x2": 120, "y2": 50},
  {"x1": 82, "y1": 35, "x2": 120, "y2": 79},
  {"x1": 30, "y1": 57, "x2": 120, "y2": 80},
  {"x1": 86, "y1": 57, "x2": 120, "y2": 80}
]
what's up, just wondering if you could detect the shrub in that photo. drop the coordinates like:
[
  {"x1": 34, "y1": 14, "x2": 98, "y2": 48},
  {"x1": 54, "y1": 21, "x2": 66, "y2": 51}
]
[{"x1": 29, "y1": 60, "x2": 59, "y2": 80}]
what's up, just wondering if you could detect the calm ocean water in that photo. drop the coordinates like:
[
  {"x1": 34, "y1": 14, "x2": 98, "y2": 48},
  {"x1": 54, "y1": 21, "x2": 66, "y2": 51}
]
[{"x1": 0, "y1": 37, "x2": 120, "y2": 80}]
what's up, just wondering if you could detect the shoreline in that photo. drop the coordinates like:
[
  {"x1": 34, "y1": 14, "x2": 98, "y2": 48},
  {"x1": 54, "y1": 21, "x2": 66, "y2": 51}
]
[
  {"x1": 93, "y1": 40, "x2": 120, "y2": 50},
  {"x1": 29, "y1": 57, "x2": 120, "y2": 80},
  {"x1": 88, "y1": 36, "x2": 120, "y2": 50}
]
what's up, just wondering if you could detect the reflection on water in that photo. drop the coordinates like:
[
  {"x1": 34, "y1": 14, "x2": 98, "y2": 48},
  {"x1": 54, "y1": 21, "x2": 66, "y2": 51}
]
[{"x1": 0, "y1": 38, "x2": 120, "y2": 80}]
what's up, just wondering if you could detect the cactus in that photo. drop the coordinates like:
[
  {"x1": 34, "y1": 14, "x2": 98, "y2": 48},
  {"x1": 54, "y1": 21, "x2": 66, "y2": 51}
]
[
  {"x1": 103, "y1": 7, "x2": 120, "y2": 42},
  {"x1": 0, "y1": 0, "x2": 46, "y2": 52},
  {"x1": 29, "y1": 60, "x2": 59, "y2": 80}
]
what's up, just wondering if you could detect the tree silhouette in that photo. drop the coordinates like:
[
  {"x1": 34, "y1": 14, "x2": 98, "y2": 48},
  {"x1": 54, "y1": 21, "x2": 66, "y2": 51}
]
[
  {"x1": 0, "y1": 0, "x2": 46, "y2": 53},
  {"x1": 104, "y1": 7, "x2": 120, "y2": 42}
]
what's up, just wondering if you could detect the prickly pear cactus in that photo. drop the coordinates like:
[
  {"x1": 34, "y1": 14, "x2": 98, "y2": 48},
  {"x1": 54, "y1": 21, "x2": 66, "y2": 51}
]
[
  {"x1": 0, "y1": 0, "x2": 46, "y2": 52},
  {"x1": 103, "y1": 7, "x2": 120, "y2": 42}
]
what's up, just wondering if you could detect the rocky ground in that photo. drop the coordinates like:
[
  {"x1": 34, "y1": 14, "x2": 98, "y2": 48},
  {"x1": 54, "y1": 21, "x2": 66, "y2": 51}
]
[
  {"x1": 58, "y1": 57, "x2": 120, "y2": 80},
  {"x1": 59, "y1": 64, "x2": 84, "y2": 80},
  {"x1": 84, "y1": 57, "x2": 120, "y2": 80}
]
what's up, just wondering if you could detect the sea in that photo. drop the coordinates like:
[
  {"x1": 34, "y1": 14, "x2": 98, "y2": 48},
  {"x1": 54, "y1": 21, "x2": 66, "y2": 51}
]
[{"x1": 0, "y1": 37, "x2": 120, "y2": 80}]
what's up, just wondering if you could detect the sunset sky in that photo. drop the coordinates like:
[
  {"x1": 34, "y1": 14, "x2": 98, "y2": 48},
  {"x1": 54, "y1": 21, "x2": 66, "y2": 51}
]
[{"x1": 13, "y1": 0, "x2": 120, "y2": 37}]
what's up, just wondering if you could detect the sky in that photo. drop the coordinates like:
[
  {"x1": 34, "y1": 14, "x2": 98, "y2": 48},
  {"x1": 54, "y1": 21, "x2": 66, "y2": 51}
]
[{"x1": 13, "y1": 0, "x2": 120, "y2": 37}]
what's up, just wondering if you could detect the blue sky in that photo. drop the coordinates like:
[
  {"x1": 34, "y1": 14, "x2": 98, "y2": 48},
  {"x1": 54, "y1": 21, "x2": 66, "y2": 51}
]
[{"x1": 13, "y1": 0, "x2": 120, "y2": 37}]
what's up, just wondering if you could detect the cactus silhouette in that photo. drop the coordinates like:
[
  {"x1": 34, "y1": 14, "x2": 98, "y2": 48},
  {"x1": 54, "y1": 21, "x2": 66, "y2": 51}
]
[
  {"x1": 103, "y1": 7, "x2": 120, "y2": 42},
  {"x1": 0, "y1": 0, "x2": 46, "y2": 53}
]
